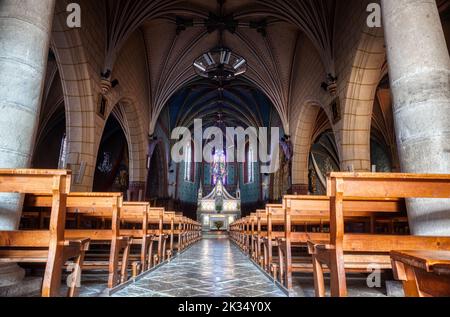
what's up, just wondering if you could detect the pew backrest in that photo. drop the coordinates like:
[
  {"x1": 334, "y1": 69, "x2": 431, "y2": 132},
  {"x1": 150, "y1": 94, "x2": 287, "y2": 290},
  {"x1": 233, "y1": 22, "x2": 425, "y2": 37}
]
[{"x1": 327, "y1": 173, "x2": 450, "y2": 251}]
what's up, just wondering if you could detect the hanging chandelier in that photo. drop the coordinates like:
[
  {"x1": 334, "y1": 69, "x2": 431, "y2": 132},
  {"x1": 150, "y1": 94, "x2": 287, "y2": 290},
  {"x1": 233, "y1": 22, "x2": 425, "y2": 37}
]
[{"x1": 193, "y1": 47, "x2": 247, "y2": 82}]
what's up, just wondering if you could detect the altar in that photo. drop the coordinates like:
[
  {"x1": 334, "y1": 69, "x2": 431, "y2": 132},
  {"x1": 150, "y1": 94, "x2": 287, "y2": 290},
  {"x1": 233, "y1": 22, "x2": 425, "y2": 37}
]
[{"x1": 196, "y1": 177, "x2": 241, "y2": 231}]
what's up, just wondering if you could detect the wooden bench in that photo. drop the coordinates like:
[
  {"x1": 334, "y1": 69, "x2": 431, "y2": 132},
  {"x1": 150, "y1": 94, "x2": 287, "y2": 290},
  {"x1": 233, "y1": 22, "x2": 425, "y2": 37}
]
[
  {"x1": 144, "y1": 207, "x2": 167, "y2": 266},
  {"x1": 162, "y1": 214, "x2": 200, "y2": 254},
  {"x1": 178, "y1": 215, "x2": 194, "y2": 252},
  {"x1": 252, "y1": 209, "x2": 267, "y2": 266},
  {"x1": 238, "y1": 217, "x2": 247, "y2": 250},
  {"x1": 309, "y1": 173, "x2": 450, "y2": 297},
  {"x1": 163, "y1": 211, "x2": 176, "y2": 260},
  {"x1": 261, "y1": 205, "x2": 284, "y2": 275},
  {"x1": 230, "y1": 218, "x2": 245, "y2": 248},
  {"x1": 173, "y1": 213, "x2": 186, "y2": 253},
  {"x1": 189, "y1": 218, "x2": 202, "y2": 244},
  {"x1": 24, "y1": 192, "x2": 132, "y2": 289},
  {"x1": 238, "y1": 216, "x2": 248, "y2": 252},
  {"x1": 190, "y1": 219, "x2": 201, "y2": 244},
  {"x1": 231, "y1": 217, "x2": 250, "y2": 251},
  {"x1": 247, "y1": 213, "x2": 257, "y2": 258},
  {"x1": 0, "y1": 169, "x2": 90, "y2": 297},
  {"x1": 118, "y1": 202, "x2": 154, "y2": 276},
  {"x1": 184, "y1": 218, "x2": 199, "y2": 247},
  {"x1": 279, "y1": 195, "x2": 405, "y2": 291},
  {"x1": 391, "y1": 250, "x2": 450, "y2": 297}
]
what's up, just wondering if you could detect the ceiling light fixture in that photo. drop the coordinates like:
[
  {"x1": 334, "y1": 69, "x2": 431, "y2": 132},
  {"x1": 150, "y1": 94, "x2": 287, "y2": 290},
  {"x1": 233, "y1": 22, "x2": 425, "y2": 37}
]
[{"x1": 193, "y1": 48, "x2": 247, "y2": 83}]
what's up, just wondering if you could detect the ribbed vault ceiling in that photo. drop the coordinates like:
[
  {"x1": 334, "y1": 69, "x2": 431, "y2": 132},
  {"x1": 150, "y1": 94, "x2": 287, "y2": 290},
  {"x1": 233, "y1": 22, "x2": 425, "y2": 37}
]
[
  {"x1": 166, "y1": 78, "x2": 281, "y2": 132},
  {"x1": 103, "y1": 0, "x2": 338, "y2": 134}
]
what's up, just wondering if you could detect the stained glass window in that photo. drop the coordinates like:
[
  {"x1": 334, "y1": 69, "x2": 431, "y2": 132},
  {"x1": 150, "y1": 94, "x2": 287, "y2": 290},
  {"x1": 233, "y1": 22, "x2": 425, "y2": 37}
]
[
  {"x1": 248, "y1": 147, "x2": 254, "y2": 183},
  {"x1": 211, "y1": 150, "x2": 227, "y2": 185},
  {"x1": 184, "y1": 143, "x2": 192, "y2": 181},
  {"x1": 58, "y1": 133, "x2": 68, "y2": 169}
]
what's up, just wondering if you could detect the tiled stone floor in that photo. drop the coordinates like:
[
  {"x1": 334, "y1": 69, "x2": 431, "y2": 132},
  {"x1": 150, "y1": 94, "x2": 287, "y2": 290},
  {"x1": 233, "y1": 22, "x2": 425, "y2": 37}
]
[
  {"x1": 290, "y1": 274, "x2": 398, "y2": 297},
  {"x1": 23, "y1": 234, "x2": 401, "y2": 297},
  {"x1": 112, "y1": 236, "x2": 286, "y2": 297}
]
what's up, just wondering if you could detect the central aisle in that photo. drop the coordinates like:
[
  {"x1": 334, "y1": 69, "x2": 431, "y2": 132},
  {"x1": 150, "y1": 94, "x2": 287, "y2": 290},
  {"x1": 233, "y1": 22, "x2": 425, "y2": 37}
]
[{"x1": 113, "y1": 236, "x2": 286, "y2": 297}]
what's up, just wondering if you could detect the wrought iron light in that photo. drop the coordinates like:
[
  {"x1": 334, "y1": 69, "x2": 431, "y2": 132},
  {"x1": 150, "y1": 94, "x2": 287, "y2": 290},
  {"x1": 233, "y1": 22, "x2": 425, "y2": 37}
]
[
  {"x1": 97, "y1": 152, "x2": 113, "y2": 174},
  {"x1": 193, "y1": 47, "x2": 247, "y2": 82}
]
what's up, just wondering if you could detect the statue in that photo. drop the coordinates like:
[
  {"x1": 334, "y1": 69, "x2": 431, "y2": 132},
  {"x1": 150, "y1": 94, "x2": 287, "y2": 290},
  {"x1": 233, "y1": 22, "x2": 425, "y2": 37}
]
[{"x1": 280, "y1": 135, "x2": 294, "y2": 162}]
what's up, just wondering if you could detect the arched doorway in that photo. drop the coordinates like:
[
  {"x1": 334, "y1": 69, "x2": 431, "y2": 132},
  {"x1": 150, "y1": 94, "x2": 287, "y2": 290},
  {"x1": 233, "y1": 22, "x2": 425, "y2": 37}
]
[
  {"x1": 93, "y1": 114, "x2": 130, "y2": 195},
  {"x1": 371, "y1": 74, "x2": 399, "y2": 172},
  {"x1": 308, "y1": 108, "x2": 340, "y2": 195},
  {"x1": 146, "y1": 142, "x2": 167, "y2": 200}
]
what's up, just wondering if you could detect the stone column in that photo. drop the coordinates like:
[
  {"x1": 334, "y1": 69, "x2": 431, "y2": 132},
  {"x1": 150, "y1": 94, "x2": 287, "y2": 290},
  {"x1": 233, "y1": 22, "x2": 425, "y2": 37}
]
[
  {"x1": 0, "y1": 0, "x2": 56, "y2": 286},
  {"x1": 382, "y1": 0, "x2": 450, "y2": 235}
]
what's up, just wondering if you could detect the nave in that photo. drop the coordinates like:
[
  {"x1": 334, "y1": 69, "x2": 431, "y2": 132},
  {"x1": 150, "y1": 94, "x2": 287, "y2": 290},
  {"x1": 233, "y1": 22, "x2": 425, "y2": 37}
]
[
  {"x1": 77, "y1": 234, "x2": 386, "y2": 298},
  {"x1": 112, "y1": 235, "x2": 285, "y2": 298},
  {"x1": 3, "y1": 0, "x2": 450, "y2": 299}
]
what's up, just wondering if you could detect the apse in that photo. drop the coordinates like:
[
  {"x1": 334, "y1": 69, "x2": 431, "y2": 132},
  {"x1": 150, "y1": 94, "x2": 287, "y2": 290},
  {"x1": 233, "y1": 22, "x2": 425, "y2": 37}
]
[{"x1": 161, "y1": 78, "x2": 285, "y2": 218}]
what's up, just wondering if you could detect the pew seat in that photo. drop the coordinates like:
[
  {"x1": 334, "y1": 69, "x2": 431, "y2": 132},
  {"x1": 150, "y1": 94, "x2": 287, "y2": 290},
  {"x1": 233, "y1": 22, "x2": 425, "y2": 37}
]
[
  {"x1": 310, "y1": 173, "x2": 450, "y2": 297},
  {"x1": 391, "y1": 250, "x2": 450, "y2": 297},
  {"x1": 24, "y1": 192, "x2": 133, "y2": 289},
  {"x1": 0, "y1": 169, "x2": 91, "y2": 297}
]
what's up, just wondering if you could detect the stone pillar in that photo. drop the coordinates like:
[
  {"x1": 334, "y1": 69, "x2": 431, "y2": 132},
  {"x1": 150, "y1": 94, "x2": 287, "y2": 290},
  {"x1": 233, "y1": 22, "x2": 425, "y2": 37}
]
[
  {"x1": 382, "y1": 0, "x2": 450, "y2": 235},
  {"x1": 291, "y1": 184, "x2": 309, "y2": 195},
  {"x1": 0, "y1": 0, "x2": 56, "y2": 286}
]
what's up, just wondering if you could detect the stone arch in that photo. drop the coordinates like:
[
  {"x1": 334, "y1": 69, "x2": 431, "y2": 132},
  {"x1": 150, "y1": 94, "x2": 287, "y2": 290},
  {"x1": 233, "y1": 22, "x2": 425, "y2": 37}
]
[
  {"x1": 51, "y1": 1, "x2": 96, "y2": 191},
  {"x1": 92, "y1": 113, "x2": 129, "y2": 193},
  {"x1": 145, "y1": 140, "x2": 169, "y2": 200},
  {"x1": 292, "y1": 100, "x2": 337, "y2": 191},
  {"x1": 98, "y1": 97, "x2": 149, "y2": 194},
  {"x1": 338, "y1": 26, "x2": 386, "y2": 172}
]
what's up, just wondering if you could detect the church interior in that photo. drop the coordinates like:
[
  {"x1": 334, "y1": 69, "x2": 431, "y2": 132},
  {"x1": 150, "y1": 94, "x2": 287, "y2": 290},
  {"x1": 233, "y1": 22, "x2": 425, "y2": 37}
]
[{"x1": 1, "y1": 0, "x2": 450, "y2": 298}]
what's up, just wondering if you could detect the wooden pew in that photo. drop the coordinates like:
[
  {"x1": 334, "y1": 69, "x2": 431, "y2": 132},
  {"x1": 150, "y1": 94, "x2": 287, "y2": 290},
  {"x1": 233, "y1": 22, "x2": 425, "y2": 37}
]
[
  {"x1": 279, "y1": 195, "x2": 404, "y2": 292},
  {"x1": 239, "y1": 216, "x2": 249, "y2": 253},
  {"x1": 238, "y1": 217, "x2": 247, "y2": 250},
  {"x1": 243, "y1": 214, "x2": 255, "y2": 256},
  {"x1": 230, "y1": 218, "x2": 244, "y2": 248},
  {"x1": 261, "y1": 205, "x2": 284, "y2": 276},
  {"x1": 144, "y1": 207, "x2": 166, "y2": 266},
  {"x1": 166, "y1": 214, "x2": 201, "y2": 254},
  {"x1": 309, "y1": 173, "x2": 450, "y2": 297},
  {"x1": 391, "y1": 250, "x2": 450, "y2": 297},
  {"x1": 181, "y1": 215, "x2": 188, "y2": 251},
  {"x1": 118, "y1": 202, "x2": 154, "y2": 276},
  {"x1": 252, "y1": 209, "x2": 267, "y2": 265},
  {"x1": 229, "y1": 220, "x2": 238, "y2": 244},
  {"x1": 183, "y1": 217, "x2": 192, "y2": 249},
  {"x1": 191, "y1": 219, "x2": 201, "y2": 243},
  {"x1": 231, "y1": 217, "x2": 248, "y2": 250},
  {"x1": 0, "y1": 169, "x2": 90, "y2": 297},
  {"x1": 247, "y1": 213, "x2": 257, "y2": 258},
  {"x1": 24, "y1": 192, "x2": 132, "y2": 289},
  {"x1": 163, "y1": 211, "x2": 176, "y2": 260},
  {"x1": 184, "y1": 218, "x2": 199, "y2": 247},
  {"x1": 189, "y1": 218, "x2": 201, "y2": 244},
  {"x1": 174, "y1": 214, "x2": 186, "y2": 253}
]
